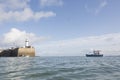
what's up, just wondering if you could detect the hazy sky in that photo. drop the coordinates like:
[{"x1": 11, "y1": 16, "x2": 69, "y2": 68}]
[{"x1": 0, "y1": 0, "x2": 120, "y2": 56}]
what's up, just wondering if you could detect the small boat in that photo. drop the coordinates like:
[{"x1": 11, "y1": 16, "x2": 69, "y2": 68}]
[{"x1": 86, "y1": 50, "x2": 103, "y2": 57}]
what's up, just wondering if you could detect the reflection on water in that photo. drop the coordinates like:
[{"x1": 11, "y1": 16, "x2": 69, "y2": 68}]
[{"x1": 0, "y1": 56, "x2": 120, "y2": 80}]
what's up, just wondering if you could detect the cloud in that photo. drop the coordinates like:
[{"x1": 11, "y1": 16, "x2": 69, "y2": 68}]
[
  {"x1": 95, "y1": 0, "x2": 107, "y2": 15},
  {"x1": 0, "y1": 0, "x2": 30, "y2": 11},
  {"x1": 0, "y1": 8, "x2": 56, "y2": 22},
  {"x1": 0, "y1": 0, "x2": 56, "y2": 22},
  {"x1": 40, "y1": 0, "x2": 63, "y2": 7},
  {"x1": 85, "y1": 0, "x2": 108, "y2": 15},
  {"x1": 37, "y1": 33, "x2": 120, "y2": 56},
  {"x1": 0, "y1": 28, "x2": 49, "y2": 48},
  {"x1": 1, "y1": 28, "x2": 120, "y2": 56}
]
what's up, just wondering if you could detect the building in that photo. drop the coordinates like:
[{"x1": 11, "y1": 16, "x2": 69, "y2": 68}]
[{"x1": 0, "y1": 39, "x2": 35, "y2": 57}]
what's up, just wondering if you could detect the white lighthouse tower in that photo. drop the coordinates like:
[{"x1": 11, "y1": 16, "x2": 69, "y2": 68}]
[{"x1": 25, "y1": 39, "x2": 29, "y2": 48}]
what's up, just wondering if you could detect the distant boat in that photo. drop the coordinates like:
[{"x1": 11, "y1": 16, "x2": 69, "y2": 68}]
[{"x1": 86, "y1": 50, "x2": 103, "y2": 57}]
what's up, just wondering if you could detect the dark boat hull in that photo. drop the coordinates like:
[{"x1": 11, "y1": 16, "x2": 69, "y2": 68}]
[{"x1": 86, "y1": 54, "x2": 103, "y2": 57}]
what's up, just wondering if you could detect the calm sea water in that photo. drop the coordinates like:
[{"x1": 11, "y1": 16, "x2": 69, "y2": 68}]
[{"x1": 0, "y1": 56, "x2": 120, "y2": 80}]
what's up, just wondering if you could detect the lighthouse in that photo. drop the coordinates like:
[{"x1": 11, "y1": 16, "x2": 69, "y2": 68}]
[
  {"x1": 0, "y1": 39, "x2": 35, "y2": 57},
  {"x1": 17, "y1": 39, "x2": 35, "y2": 57},
  {"x1": 25, "y1": 39, "x2": 29, "y2": 48}
]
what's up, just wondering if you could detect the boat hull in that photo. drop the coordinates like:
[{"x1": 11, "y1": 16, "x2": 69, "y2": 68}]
[{"x1": 86, "y1": 54, "x2": 103, "y2": 57}]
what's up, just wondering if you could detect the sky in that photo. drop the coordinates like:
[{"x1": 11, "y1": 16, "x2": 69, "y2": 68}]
[{"x1": 0, "y1": 0, "x2": 120, "y2": 56}]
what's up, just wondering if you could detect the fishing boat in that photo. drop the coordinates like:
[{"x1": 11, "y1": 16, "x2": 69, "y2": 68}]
[{"x1": 86, "y1": 50, "x2": 103, "y2": 57}]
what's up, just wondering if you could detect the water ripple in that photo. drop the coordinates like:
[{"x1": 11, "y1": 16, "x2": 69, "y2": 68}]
[{"x1": 0, "y1": 57, "x2": 120, "y2": 80}]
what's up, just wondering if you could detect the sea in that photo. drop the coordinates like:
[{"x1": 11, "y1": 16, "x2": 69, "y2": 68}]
[{"x1": 0, "y1": 56, "x2": 120, "y2": 80}]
